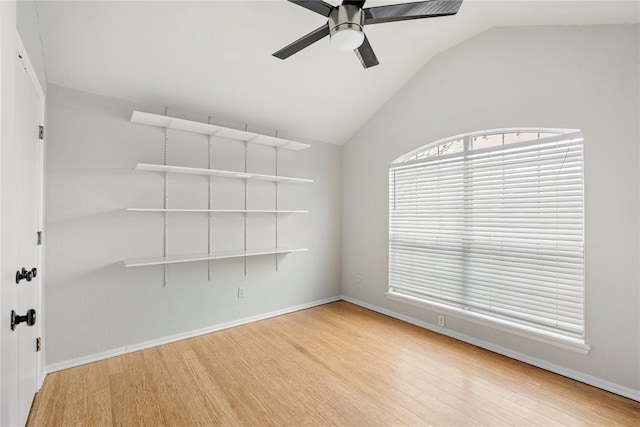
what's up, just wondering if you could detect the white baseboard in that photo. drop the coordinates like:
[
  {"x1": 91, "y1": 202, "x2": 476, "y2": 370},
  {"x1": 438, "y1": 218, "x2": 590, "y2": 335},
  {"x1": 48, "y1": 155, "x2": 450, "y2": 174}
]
[
  {"x1": 44, "y1": 293, "x2": 640, "y2": 403},
  {"x1": 340, "y1": 295, "x2": 640, "y2": 403},
  {"x1": 46, "y1": 295, "x2": 341, "y2": 374}
]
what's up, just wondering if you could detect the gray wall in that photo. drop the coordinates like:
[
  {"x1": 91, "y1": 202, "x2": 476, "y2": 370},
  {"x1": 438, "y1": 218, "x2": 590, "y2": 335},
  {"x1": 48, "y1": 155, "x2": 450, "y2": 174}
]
[
  {"x1": 342, "y1": 25, "x2": 640, "y2": 391},
  {"x1": 45, "y1": 84, "x2": 342, "y2": 365}
]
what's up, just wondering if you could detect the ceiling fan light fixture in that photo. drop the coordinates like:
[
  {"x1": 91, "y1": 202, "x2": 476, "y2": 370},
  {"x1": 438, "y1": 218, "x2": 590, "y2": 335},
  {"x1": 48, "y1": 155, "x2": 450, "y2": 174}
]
[
  {"x1": 329, "y1": 4, "x2": 365, "y2": 51},
  {"x1": 330, "y1": 26, "x2": 365, "y2": 50}
]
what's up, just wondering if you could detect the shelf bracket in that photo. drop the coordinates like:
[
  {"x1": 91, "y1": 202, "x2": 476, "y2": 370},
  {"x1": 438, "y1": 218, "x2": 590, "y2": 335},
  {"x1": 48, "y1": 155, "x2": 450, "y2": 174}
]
[
  {"x1": 208, "y1": 116, "x2": 214, "y2": 281},
  {"x1": 244, "y1": 137, "x2": 248, "y2": 276},
  {"x1": 163, "y1": 107, "x2": 170, "y2": 287},
  {"x1": 275, "y1": 141, "x2": 279, "y2": 272}
]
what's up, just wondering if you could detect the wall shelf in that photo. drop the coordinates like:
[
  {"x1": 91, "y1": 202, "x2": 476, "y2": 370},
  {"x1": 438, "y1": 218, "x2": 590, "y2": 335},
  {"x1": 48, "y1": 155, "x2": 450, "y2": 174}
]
[
  {"x1": 131, "y1": 111, "x2": 311, "y2": 151},
  {"x1": 124, "y1": 248, "x2": 309, "y2": 268},
  {"x1": 127, "y1": 208, "x2": 309, "y2": 214},
  {"x1": 128, "y1": 108, "x2": 310, "y2": 284},
  {"x1": 135, "y1": 163, "x2": 313, "y2": 184}
]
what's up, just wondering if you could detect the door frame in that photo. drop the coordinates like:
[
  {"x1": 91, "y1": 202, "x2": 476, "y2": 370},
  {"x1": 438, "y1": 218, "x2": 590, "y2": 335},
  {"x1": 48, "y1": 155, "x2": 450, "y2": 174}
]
[{"x1": 15, "y1": 31, "x2": 45, "y2": 391}]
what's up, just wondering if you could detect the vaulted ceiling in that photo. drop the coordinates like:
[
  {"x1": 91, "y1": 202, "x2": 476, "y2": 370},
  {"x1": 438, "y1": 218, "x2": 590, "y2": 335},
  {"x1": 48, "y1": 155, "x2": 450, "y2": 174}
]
[{"x1": 36, "y1": 0, "x2": 639, "y2": 144}]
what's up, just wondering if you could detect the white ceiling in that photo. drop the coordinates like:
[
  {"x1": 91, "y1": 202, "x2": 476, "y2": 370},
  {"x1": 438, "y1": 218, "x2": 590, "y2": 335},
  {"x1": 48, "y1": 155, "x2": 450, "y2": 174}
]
[{"x1": 36, "y1": 0, "x2": 639, "y2": 144}]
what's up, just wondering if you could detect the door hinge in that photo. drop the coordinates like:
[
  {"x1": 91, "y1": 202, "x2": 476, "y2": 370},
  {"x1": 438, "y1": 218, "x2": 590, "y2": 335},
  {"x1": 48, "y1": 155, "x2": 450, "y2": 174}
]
[
  {"x1": 37, "y1": 231, "x2": 42, "y2": 245},
  {"x1": 39, "y1": 125, "x2": 44, "y2": 140},
  {"x1": 36, "y1": 337, "x2": 41, "y2": 352}
]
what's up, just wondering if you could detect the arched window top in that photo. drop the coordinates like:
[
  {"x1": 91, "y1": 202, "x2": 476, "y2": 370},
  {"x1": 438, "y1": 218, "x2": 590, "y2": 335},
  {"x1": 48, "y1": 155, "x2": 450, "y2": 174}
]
[{"x1": 392, "y1": 128, "x2": 581, "y2": 165}]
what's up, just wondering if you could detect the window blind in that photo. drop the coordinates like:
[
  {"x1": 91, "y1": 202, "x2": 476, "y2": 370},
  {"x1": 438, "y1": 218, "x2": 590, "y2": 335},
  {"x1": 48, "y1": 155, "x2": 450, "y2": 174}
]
[{"x1": 389, "y1": 132, "x2": 585, "y2": 339}]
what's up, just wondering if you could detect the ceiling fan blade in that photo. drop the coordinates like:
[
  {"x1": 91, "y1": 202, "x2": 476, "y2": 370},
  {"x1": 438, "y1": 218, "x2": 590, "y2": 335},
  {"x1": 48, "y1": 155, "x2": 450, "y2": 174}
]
[
  {"x1": 342, "y1": 1, "x2": 367, "y2": 7},
  {"x1": 355, "y1": 36, "x2": 379, "y2": 69},
  {"x1": 273, "y1": 24, "x2": 331, "y2": 60},
  {"x1": 363, "y1": 0, "x2": 463, "y2": 25},
  {"x1": 288, "y1": 0, "x2": 334, "y2": 17}
]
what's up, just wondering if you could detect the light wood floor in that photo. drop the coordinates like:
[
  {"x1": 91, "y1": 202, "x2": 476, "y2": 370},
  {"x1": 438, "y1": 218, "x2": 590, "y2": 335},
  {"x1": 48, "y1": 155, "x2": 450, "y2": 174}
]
[{"x1": 28, "y1": 301, "x2": 640, "y2": 426}]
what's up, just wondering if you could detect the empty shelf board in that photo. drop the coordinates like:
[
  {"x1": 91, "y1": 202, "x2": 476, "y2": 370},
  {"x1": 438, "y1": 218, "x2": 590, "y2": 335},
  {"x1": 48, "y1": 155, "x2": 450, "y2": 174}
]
[
  {"x1": 135, "y1": 163, "x2": 312, "y2": 184},
  {"x1": 126, "y1": 208, "x2": 309, "y2": 213},
  {"x1": 132, "y1": 111, "x2": 310, "y2": 151},
  {"x1": 124, "y1": 248, "x2": 309, "y2": 267}
]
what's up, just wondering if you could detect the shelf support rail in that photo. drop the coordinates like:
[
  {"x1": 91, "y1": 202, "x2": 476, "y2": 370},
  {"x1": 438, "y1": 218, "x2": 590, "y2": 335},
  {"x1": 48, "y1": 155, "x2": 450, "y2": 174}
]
[
  {"x1": 275, "y1": 138, "x2": 279, "y2": 272},
  {"x1": 244, "y1": 137, "x2": 248, "y2": 276},
  {"x1": 163, "y1": 107, "x2": 170, "y2": 287},
  {"x1": 208, "y1": 116, "x2": 214, "y2": 281}
]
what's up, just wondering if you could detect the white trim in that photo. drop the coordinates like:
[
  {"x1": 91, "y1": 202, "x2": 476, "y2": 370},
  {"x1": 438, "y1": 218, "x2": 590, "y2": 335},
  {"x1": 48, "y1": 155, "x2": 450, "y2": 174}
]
[
  {"x1": 45, "y1": 295, "x2": 341, "y2": 373},
  {"x1": 41, "y1": 294, "x2": 639, "y2": 403},
  {"x1": 341, "y1": 295, "x2": 640, "y2": 403},
  {"x1": 386, "y1": 291, "x2": 591, "y2": 354},
  {"x1": 15, "y1": 31, "x2": 46, "y2": 393}
]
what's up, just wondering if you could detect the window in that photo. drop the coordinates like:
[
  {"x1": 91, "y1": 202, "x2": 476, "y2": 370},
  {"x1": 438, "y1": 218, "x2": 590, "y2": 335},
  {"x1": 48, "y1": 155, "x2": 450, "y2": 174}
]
[{"x1": 388, "y1": 129, "x2": 588, "y2": 352}]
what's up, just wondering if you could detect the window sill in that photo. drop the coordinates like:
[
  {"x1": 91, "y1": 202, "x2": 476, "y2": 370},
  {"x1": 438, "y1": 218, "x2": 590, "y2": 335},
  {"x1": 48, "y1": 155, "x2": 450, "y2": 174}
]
[{"x1": 386, "y1": 291, "x2": 591, "y2": 355}]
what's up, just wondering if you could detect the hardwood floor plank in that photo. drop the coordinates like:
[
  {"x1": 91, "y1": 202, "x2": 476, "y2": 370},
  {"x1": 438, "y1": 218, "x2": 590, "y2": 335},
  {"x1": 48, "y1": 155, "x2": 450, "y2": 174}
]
[
  {"x1": 180, "y1": 349, "x2": 245, "y2": 425},
  {"x1": 153, "y1": 342, "x2": 223, "y2": 426},
  {"x1": 28, "y1": 301, "x2": 640, "y2": 426},
  {"x1": 120, "y1": 352, "x2": 166, "y2": 425},
  {"x1": 141, "y1": 347, "x2": 203, "y2": 426},
  {"x1": 86, "y1": 388, "x2": 112, "y2": 427},
  {"x1": 108, "y1": 372, "x2": 134, "y2": 427}
]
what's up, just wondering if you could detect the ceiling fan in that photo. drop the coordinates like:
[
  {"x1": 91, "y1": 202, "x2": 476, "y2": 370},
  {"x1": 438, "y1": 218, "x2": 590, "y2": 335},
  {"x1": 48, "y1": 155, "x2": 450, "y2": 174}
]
[{"x1": 273, "y1": 0, "x2": 463, "y2": 69}]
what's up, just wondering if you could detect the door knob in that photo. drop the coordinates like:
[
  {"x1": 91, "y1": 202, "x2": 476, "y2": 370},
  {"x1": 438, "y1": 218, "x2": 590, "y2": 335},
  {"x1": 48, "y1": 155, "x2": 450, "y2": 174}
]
[
  {"x1": 15, "y1": 267, "x2": 37, "y2": 284},
  {"x1": 10, "y1": 309, "x2": 36, "y2": 331}
]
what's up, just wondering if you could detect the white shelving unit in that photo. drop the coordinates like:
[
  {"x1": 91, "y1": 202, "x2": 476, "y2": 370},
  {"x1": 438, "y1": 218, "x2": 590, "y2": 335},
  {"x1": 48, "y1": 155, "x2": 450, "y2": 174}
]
[
  {"x1": 124, "y1": 248, "x2": 309, "y2": 268},
  {"x1": 135, "y1": 163, "x2": 313, "y2": 184},
  {"x1": 131, "y1": 111, "x2": 310, "y2": 151},
  {"x1": 126, "y1": 109, "x2": 311, "y2": 284}
]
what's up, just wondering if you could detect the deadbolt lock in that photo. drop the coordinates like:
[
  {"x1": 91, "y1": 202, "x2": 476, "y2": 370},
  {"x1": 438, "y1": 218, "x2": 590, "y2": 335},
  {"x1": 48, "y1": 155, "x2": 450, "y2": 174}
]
[{"x1": 15, "y1": 267, "x2": 37, "y2": 284}]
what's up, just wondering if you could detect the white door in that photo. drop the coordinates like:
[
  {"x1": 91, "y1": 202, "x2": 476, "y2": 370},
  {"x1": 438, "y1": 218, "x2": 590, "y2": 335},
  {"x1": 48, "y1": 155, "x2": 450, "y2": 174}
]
[{"x1": 13, "y1": 46, "x2": 43, "y2": 427}]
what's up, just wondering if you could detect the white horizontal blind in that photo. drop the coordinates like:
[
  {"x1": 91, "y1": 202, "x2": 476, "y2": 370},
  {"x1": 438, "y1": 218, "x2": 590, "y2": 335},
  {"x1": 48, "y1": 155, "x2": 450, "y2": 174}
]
[{"x1": 389, "y1": 132, "x2": 585, "y2": 338}]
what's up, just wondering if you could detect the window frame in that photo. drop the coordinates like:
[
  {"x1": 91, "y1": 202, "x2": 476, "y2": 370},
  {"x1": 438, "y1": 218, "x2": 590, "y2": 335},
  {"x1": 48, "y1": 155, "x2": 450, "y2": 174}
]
[{"x1": 388, "y1": 128, "x2": 590, "y2": 354}]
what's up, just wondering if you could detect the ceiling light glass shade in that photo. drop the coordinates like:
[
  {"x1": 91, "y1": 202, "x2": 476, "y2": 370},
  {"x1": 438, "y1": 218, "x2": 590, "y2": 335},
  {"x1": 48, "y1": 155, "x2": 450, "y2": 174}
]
[{"x1": 330, "y1": 28, "x2": 365, "y2": 51}]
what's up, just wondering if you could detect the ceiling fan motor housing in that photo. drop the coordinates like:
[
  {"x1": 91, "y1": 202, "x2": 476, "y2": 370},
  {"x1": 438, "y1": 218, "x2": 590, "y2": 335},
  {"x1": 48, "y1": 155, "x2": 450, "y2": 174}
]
[{"x1": 329, "y1": 5, "x2": 365, "y2": 50}]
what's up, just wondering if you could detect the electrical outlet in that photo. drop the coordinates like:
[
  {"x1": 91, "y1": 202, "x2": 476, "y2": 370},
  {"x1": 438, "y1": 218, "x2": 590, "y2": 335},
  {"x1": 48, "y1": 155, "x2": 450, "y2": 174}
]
[
  {"x1": 355, "y1": 274, "x2": 362, "y2": 283},
  {"x1": 238, "y1": 287, "x2": 245, "y2": 298},
  {"x1": 438, "y1": 315, "x2": 445, "y2": 327}
]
